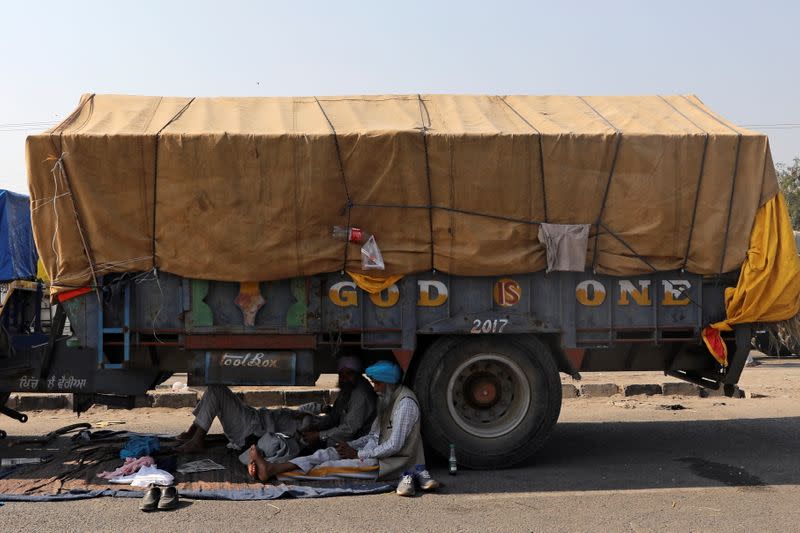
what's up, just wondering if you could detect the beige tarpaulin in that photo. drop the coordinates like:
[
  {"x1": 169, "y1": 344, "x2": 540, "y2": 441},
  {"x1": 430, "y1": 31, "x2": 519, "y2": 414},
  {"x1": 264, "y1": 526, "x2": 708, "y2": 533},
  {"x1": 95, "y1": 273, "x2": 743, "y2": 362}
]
[{"x1": 26, "y1": 94, "x2": 777, "y2": 293}]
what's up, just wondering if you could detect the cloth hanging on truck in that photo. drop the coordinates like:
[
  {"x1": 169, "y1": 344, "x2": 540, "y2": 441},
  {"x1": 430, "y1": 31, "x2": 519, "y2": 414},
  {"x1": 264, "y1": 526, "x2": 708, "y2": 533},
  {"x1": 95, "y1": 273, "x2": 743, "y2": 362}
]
[
  {"x1": 702, "y1": 193, "x2": 800, "y2": 365},
  {"x1": 537, "y1": 223, "x2": 590, "y2": 273},
  {"x1": 347, "y1": 272, "x2": 404, "y2": 294}
]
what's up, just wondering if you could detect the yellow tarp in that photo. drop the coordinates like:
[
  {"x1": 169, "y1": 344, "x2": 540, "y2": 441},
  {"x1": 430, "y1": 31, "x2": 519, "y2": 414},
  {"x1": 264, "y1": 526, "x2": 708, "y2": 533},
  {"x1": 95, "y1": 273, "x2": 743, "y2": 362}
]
[{"x1": 703, "y1": 193, "x2": 800, "y2": 365}]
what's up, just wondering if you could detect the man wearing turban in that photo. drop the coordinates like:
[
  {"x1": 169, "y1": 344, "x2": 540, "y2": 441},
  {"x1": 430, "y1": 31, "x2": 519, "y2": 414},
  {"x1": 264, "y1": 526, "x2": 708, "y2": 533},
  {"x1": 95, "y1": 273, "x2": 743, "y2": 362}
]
[{"x1": 247, "y1": 360, "x2": 439, "y2": 496}]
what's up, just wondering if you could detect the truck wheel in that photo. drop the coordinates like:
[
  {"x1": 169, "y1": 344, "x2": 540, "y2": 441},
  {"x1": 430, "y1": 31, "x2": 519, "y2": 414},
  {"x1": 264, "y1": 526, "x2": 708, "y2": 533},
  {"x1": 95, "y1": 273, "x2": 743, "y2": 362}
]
[{"x1": 412, "y1": 336, "x2": 561, "y2": 469}]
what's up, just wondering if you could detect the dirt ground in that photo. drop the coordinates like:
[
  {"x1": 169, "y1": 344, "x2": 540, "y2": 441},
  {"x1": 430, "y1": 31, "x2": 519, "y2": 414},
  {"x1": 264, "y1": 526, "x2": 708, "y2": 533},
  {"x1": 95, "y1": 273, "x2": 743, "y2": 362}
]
[{"x1": 1, "y1": 357, "x2": 799, "y2": 532}]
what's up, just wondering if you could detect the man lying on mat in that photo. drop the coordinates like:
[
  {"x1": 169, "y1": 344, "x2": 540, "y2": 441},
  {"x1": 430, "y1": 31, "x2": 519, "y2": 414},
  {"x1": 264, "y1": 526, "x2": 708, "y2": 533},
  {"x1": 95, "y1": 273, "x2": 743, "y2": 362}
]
[{"x1": 176, "y1": 355, "x2": 375, "y2": 456}]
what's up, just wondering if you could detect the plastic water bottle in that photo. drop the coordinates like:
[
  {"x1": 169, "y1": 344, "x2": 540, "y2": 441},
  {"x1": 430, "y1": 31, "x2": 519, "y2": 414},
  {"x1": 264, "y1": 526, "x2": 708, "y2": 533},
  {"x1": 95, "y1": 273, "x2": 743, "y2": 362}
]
[
  {"x1": 331, "y1": 226, "x2": 365, "y2": 244},
  {"x1": 448, "y1": 443, "x2": 457, "y2": 475}
]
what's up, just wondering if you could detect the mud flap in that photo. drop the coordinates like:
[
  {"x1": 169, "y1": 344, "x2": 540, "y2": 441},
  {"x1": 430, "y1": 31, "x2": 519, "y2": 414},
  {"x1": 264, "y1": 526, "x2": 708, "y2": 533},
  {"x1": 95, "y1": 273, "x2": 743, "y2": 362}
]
[{"x1": 722, "y1": 324, "x2": 752, "y2": 397}]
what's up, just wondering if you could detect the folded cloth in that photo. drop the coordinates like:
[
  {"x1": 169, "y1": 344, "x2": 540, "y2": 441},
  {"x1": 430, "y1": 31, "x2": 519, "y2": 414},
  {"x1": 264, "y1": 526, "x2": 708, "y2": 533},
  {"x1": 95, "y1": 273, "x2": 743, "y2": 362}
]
[
  {"x1": 120, "y1": 436, "x2": 160, "y2": 459},
  {"x1": 109, "y1": 465, "x2": 174, "y2": 487},
  {"x1": 97, "y1": 456, "x2": 155, "y2": 480}
]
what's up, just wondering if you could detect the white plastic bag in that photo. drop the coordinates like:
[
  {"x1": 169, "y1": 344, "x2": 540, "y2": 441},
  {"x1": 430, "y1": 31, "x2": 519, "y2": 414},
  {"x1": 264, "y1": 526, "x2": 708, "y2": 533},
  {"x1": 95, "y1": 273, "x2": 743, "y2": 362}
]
[{"x1": 361, "y1": 235, "x2": 385, "y2": 270}]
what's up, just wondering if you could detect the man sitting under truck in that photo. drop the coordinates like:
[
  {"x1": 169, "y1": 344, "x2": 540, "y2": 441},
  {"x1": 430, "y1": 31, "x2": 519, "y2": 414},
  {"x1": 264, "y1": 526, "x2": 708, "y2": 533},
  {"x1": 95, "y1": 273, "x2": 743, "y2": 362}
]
[
  {"x1": 175, "y1": 356, "x2": 376, "y2": 454},
  {"x1": 247, "y1": 360, "x2": 440, "y2": 497}
]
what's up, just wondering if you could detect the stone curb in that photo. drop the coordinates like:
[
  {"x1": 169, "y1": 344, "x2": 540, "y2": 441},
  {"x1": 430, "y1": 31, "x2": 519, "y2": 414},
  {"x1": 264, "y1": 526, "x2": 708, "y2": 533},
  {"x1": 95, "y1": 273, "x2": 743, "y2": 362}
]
[
  {"x1": 3, "y1": 389, "x2": 341, "y2": 411},
  {"x1": 568, "y1": 382, "x2": 743, "y2": 399},
  {"x1": 148, "y1": 390, "x2": 199, "y2": 409},
  {"x1": 5, "y1": 382, "x2": 751, "y2": 411},
  {"x1": 238, "y1": 390, "x2": 285, "y2": 407},
  {"x1": 284, "y1": 390, "x2": 330, "y2": 406},
  {"x1": 561, "y1": 384, "x2": 580, "y2": 399},
  {"x1": 580, "y1": 383, "x2": 621, "y2": 398},
  {"x1": 7, "y1": 393, "x2": 72, "y2": 411},
  {"x1": 623, "y1": 384, "x2": 663, "y2": 397}
]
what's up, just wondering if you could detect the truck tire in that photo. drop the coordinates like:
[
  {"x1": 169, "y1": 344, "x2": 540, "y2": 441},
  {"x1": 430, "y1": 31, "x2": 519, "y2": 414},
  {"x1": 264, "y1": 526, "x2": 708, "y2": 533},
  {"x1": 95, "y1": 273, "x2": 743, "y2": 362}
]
[{"x1": 412, "y1": 336, "x2": 561, "y2": 469}]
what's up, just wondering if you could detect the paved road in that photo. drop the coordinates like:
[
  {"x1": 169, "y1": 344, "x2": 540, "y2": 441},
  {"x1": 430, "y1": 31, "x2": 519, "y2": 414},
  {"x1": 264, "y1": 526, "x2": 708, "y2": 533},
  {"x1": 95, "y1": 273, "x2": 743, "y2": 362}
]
[{"x1": 1, "y1": 365, "x2": 799, "y2": 532}]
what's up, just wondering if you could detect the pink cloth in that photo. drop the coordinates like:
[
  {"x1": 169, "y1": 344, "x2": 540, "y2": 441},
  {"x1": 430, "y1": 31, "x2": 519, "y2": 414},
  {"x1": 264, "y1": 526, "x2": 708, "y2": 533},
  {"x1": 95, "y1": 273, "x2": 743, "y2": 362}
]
[{"x1": 97, "y1": 456, "x2": 155, "y2": 480}]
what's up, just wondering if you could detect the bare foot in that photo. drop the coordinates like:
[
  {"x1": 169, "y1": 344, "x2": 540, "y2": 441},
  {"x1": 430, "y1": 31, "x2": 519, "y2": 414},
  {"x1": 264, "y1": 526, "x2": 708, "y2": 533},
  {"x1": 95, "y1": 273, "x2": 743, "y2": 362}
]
[
  {"x1": 249, "y1": 444, "x2": 275, "y2": 482},
  {"x1": 248, "y1": 444, "x2": 262, "y2": 461},
  {"x1": 248, "y1": 461, "x2": 257, "y2": 479},
  {"x1": 175, "y1": 434, "x2": 205, "y2": 453}
]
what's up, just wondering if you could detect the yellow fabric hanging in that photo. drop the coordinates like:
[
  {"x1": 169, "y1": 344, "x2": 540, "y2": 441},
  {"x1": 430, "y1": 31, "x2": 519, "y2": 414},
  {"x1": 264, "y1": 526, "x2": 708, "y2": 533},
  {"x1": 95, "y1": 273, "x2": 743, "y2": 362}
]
[
  {"x1": 703, "y1": 193, "x2": 800, "y2": 365},
  {"x1": 36, "y1": 259, "x2": 50, "y2": 283},
  {"x1": 347, "y1": 272, "x2": 404, "y2": 294}
]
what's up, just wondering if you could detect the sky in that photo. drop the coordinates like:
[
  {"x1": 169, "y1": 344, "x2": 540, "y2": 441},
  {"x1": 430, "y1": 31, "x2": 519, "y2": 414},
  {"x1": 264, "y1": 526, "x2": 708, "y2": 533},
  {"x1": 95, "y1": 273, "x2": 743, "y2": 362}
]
[{"x1": 1, "y1": 0, "x2": 798, "y2": 194}]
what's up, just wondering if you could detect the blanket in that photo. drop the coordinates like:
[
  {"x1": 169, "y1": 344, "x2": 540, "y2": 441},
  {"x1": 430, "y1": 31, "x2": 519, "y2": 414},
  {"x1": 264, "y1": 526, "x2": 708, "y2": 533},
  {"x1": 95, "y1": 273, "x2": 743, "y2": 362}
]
[{"x1": 0, "y1": 434, "x2": 391, "y2": 501}]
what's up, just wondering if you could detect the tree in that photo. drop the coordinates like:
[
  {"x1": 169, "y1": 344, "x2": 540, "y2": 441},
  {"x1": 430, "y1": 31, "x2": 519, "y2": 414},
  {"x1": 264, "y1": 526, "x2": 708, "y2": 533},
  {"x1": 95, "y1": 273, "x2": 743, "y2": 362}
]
[{"x1": 778, "y1": 157, "x2": 800, "y2": 230}]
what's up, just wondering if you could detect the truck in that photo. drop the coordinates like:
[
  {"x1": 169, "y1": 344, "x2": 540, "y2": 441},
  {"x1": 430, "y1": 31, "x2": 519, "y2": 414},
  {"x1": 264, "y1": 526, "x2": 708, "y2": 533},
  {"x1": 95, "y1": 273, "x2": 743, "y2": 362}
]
[{"x1": 5, "y1": 94, "x2": 799, "y2": 468}]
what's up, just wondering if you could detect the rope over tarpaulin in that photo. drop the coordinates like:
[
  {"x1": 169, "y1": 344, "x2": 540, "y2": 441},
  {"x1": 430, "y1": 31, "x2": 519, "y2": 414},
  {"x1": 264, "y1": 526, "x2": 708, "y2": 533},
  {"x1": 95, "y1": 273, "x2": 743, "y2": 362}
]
[
  {"x1": 577, "y1": 96, "x2": 623, "y2": 274},
  {"x1": 657, "y1": 95, "x2": 711, "y2": 272},
  {"x1": 315, "y1": 96, "x2": 353, "y2": 274},
  {"x1": 498, "y1": 96, "x2": 549, "y2": 223},
  {"x1": 681, "y1": 96, "x2": 745, "y2": 276},
  {"x1": 45, "y1": 94, "x2": 100, "y2": 294},
  {"x1": 416, "y1": 94, "x2": 436, "y2": 273},
  {"x1": 152, "y1": 97, "x2": 196, "y2": 270}
]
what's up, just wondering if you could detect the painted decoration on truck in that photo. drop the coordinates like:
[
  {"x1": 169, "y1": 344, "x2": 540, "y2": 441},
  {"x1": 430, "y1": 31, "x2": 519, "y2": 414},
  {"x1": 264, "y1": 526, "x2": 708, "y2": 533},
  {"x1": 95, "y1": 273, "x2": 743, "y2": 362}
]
[
  {"x1": 576, "y1": 280, "x2": 606, "y2": 306},
  {"x1": 191, "y1": 280, "x2": 214, "y2": 327},
  {"x1": 234, "y1": 282, "x2": 265, "y2": 326},
  {"x1": 662, "y1": 280, "x2": 691, "y2": 305},
  {"x1": 618, "y1": 280, "x2": 651, "y2": 305},
  {"x1": 328, "y1": 280, "x2": 449, "y2": 308},
  {"x1": 417, "y1": 280, "x2": 448, "y2": 307},
  {"x1": 286, "y1": 278, "x2": 308, "y2": 327},
  {"x1": 327, "y1": 276, "x2": 691, "y2": 309},
  {"x1": 370, "y1": 284, "x2": 400, "y2": 308},
  {"x1": 576, "y1": 279, "x2": 691, "y2": 306},
  {"x1": 205, "y1": 351, "x2": 296, "y2": 386},
  {"x1": 493, "y1": 278, "x2": 521, "y2": 307}
]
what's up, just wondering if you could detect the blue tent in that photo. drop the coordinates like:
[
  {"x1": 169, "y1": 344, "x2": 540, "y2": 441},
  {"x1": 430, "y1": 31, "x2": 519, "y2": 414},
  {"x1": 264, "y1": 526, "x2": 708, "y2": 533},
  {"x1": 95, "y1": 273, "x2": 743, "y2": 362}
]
[{"x1": 0, "y1": 190, "x2": 38, "y2": 281}]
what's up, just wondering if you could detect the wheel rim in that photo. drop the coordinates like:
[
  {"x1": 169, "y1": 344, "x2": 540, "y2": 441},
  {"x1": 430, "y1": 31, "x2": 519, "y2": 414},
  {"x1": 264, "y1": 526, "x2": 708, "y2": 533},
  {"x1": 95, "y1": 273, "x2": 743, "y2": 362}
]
[{"x1": 446, "y1": 352, "x2": 532, "y2": 438}]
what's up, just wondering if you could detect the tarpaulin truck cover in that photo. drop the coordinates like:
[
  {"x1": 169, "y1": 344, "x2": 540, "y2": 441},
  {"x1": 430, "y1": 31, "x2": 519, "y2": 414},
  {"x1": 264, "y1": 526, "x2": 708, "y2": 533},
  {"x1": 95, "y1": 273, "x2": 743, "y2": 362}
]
[
  {"x1": 0, "y1": 190, "x2": 38, "y2": 282},
  {"x1": 27, "y1": 94, "x2": 780, "y2": 292}
]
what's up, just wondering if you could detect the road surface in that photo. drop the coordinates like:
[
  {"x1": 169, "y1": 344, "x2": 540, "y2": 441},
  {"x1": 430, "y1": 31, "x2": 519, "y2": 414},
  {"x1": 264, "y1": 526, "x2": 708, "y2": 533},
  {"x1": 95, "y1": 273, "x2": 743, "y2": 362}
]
[{"x1": 1, "y1": 359, "x2": 799, "y2": 532}]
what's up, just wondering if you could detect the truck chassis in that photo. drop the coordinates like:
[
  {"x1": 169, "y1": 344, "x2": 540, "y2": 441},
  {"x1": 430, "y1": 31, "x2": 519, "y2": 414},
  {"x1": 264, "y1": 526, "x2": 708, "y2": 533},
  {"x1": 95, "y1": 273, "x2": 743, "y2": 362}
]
[{"x1": 0, "y1": 270, "x2": 750, "y2": 468}]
